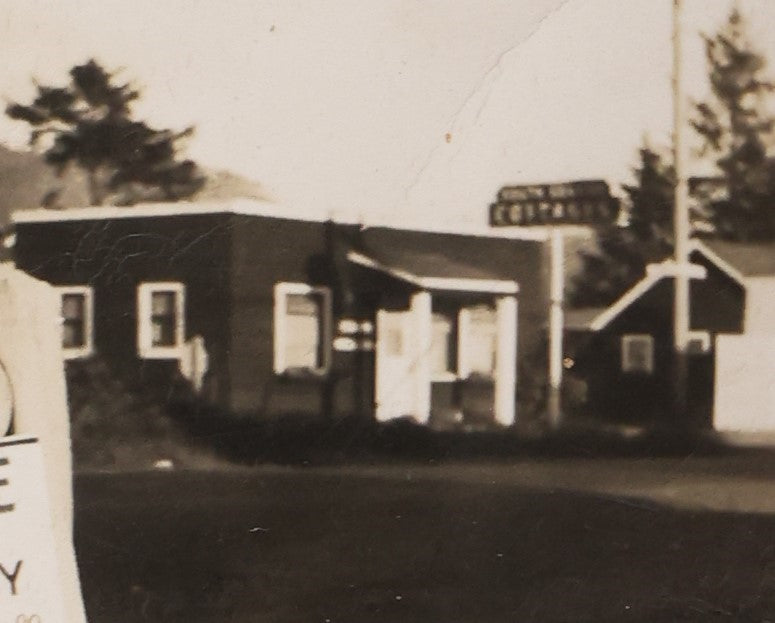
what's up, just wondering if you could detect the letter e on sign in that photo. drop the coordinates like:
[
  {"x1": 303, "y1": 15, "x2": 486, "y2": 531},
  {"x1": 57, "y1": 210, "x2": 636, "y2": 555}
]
[{"x1": 0, "y1": 436, "x2": 72, "y2": 621}]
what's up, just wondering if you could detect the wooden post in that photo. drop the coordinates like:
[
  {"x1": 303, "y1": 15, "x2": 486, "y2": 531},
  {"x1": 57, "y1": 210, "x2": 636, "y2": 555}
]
[
  {"x1": 410, "y1": 291, "x2": 432, "y2": 423},
  {"x1": 495, "y1": 295, "x2": 518, "y2": 426},
  {"x1": 547, "y1": 228, "x2": 564, "y2": 428},
  {"x1": 673, "y1": 0, "x2": 691, "y2": 420}
]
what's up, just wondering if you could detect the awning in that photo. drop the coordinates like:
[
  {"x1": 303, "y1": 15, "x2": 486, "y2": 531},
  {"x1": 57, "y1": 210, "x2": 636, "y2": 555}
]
[{"x1": 347, "y1": 249, "x2": 518, "y2": 294}]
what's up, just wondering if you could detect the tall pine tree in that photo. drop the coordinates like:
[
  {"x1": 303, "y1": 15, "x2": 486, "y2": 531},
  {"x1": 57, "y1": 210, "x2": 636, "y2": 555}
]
[
  {"x1": 572, "y1": 8, "x2": 775, "y2": 306},
  {"x1": 569, "y1": 145, "x2": 674, "y2": 308},
  {"x1": 691, "y1": 8, "x2": 775, "y2": 240},
  {"x1": 7, "y1": 59, "x2": 205, "y2": 207}
]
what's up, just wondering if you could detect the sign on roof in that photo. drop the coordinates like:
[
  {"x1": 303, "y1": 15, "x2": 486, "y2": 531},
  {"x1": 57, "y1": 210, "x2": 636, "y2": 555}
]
[{"x1": 489, "y1": 180, "x2": 619, "y2": 227}]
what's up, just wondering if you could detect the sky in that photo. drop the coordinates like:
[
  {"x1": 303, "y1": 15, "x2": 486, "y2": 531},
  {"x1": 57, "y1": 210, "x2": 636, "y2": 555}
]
[{"x1": 1, "y1": 0, "x2": 774, "y2": 226}]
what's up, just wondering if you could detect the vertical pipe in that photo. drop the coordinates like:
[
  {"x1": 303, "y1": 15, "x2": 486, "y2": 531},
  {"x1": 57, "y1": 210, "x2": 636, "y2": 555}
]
[
  {"x1": 547, "y1": 227, "x2": 564, "y2": 428},
  {"x1": 411, "y1": 291, "x2": 432, "y2": 423},
  {"x1": 495, "y1": 295, "x2": 518, "y2": 426},
  {"x1": 673, "y1": 0, "x2": 691, "y2": 418},
  {"x1": 457, "y1": 307, "x2": 471, "y2": 380}
]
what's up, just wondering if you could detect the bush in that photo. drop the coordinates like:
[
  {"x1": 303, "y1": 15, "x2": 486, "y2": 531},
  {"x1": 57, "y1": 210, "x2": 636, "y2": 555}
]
[{"x1": 65, "y1": 357, "x2": 205, "y2": 469}]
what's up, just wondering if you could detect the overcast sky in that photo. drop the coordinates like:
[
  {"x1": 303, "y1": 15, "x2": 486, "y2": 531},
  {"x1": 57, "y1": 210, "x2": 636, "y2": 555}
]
[{"x1": 1, "y1": 1, "x2": 773, "y2": 225}]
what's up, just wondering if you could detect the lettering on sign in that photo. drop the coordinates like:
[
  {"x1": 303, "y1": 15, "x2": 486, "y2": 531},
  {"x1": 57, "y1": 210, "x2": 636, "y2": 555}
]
[
  {"x1": 333, "y1": 336, "x2": 358, "y2": 352},
  {"x1": 489, "y1": 180, "x2": 619, "y2": 227},
  {"x1": 334, "y1": 318, "x2": 376, "y2": 351},
  {"x1": 0, "y1": 460, "x2": 21, "y2": 598},
  {"x1": 337, "y1": 319, "x2": 360, "y2": 336},
  {"x1": 0, "y1": 561, "x2": 22, "y2": 596},
  {"x1": 0, "y1": 436, "x2": 70, "y2": 622},
  {"x1": 0, "y1": 457, "x2": 13, "y2": 514}
]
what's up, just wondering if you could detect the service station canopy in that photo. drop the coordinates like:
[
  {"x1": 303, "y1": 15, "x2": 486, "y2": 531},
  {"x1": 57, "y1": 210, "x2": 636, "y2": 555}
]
[{"x1": 489, "y1": 180, "x2": 619, "y2": 227}]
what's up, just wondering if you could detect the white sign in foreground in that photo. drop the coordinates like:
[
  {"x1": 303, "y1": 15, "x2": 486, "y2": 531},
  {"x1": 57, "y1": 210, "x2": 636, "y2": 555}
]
[
  {"x1": 0, "y1": 266, "x2": 86, "y2": 623},
  {"x1": 0, "y1": 435, "x2": 79, "y2": 623}
]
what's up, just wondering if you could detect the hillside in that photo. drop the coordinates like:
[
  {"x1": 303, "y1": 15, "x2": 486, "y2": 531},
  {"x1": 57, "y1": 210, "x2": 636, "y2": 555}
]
[
  {"x1": 0, "y1": 145, "x2": 267, "y2": 226},
  {"x1": 0, "y1": 145, "x2": 90, "y2": 225}
]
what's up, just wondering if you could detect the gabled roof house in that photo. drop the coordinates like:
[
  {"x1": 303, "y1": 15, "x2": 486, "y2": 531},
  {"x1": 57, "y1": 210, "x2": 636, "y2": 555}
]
[{"x1": 565, "y1": 237, "x2": 775, "y2": 430}]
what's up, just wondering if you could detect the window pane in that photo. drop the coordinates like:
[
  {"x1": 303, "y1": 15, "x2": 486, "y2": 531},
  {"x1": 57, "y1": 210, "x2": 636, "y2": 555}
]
[
  {"x1": 62, "y1": 294, "x2": 85, "y2": 320},
  {"x1": 467, "y1": 332, "x2": 497, "y2": 375},
  {"x1": 622, "y1": 335, "x2": 654, "y2": 374},
  {"x1": 150, "y1": 290, "x2": 178, "y2": 347},
  {"x1": 152, "y1": 317, "x2": 176, "y2": 347},
  {"x1": 431, "y1": 313, "x2": 455, "y2": 376},
  {"x1": 467, "y1": 306, "x2": 497, "y2": 375},
  {"x1": 151, "y1": 291, "x2": 176, "y2": 316},
  {"x1": 286, "y1": 293, "x2": 318, "y2": 316},
  {"x1": 63, "y1": 321, "x2": 85, "y2": 348},
  {"x1": 284, "y1": 292, "x2": 324, "y2": 369},
  {"x1": 626, "y1": 341, "x2": 649, "y2": 370},
  {"x1": 62, "y1": 293, "x2": 86, "y2": 348}
]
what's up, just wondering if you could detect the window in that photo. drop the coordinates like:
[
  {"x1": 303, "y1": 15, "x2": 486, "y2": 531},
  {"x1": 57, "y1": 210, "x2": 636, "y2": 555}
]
[
  {"x1": 431, "y1": 312, "x2": 457, "y2": 380},
  {"x1": 58, "y1": 286, "x2": 94, "y2": 359},
  {"x1": 459, "y1": 305, "x2": 497, "y2": 378},
  {"x1": 621, "y1": 334, "x2": 654, "y2": 374},
  {"x1": 274, "y1": 283, "x2": 332, "y2": 374},
  {"x1": 137, "y1": 282, "x2": 185, "y2": 358}
]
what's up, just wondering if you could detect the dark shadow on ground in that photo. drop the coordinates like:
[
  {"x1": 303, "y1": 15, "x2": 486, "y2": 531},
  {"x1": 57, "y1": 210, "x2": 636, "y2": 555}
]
[
  {"x1": 166, "y1": 405, "x2": 740, "y2": 467},
  {"x1": 75, "y1": 469, "x2": 775, "y2": 623}
]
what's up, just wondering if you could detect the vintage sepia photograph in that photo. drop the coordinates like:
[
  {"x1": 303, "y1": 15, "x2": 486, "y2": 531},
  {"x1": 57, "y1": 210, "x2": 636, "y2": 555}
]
[{"x1": 3, "y1": 0, "x2": 775, "y2": 621}]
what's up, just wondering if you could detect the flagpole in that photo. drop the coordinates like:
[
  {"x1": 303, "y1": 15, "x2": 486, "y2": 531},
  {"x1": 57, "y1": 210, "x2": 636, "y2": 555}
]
[{"x1": 673, "y1": 0, "x2": 691, "y2": 420}]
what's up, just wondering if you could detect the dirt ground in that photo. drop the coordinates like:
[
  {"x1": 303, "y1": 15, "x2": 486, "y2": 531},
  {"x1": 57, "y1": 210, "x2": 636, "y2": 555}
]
[{"x1": 74, "y1": 455, "x2": 775, "y2": 622}]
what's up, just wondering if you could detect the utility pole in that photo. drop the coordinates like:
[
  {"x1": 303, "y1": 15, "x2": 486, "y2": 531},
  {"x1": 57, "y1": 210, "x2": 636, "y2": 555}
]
[
  {"x1": 672, "y1": 0, "x2": 691, "y2": 421},
  {"x1": 547, "y1": 227, "x2": 564, "y2": 429}
]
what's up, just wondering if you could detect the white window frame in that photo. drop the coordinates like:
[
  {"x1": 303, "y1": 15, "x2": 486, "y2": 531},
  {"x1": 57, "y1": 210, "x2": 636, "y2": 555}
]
[
  {"x1": 57, "y1": 285, "x2": 94, "y2": 360},
  {"x1": 621, "y1": 333, "x2": 655, "y2": 374},
  {"x1": 430, "y1": 311, "x2": 457, "y2": 382},
  {"x1": 137, "y1": 282, "x2": 186, "y2": 359},
  {"x1": 457, "y1": 305, "x2": 498, "y2": 380},
  {"x1": 273, "y1": 282, "x2": 332, "y2": 375}
]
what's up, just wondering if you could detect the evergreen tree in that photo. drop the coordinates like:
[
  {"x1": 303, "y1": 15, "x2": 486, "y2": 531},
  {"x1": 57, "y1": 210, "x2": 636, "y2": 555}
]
[
  {"x1": 691, "y1": 8, "x2": 775, "y2": 240},
  {"x1": 569, "y1": 146, "x2": 674, "y2": 308},
  {"x1": 623, "y1": 147, "x2": 675, "y2": 245},
  {"x1": 7, "y1": 59, "x2": 205, "y2": 206},
  {"x1": 572, "y1": 9, "x2": 775, "y2": 306}
]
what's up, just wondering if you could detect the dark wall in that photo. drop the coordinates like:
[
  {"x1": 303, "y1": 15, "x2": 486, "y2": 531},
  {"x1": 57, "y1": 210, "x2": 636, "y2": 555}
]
[
  {"x1": 578, "y1": 280, "x2": 675, "y2": 424},
  {"x1": 227, "y1": 216, "x2": 372, "y2": 417},
  {"x1": 14, "y1": 214, "x2": 233, "y2": 405},
  {"x1": 15, "y1": 213, "x2": 554, "y2": 422},
  {"x1": 690, "y1": 252, "x2": 745, "y2": 334},
  {"x1": 573, "y1": 267, "x2": 744, "y2": 426}
]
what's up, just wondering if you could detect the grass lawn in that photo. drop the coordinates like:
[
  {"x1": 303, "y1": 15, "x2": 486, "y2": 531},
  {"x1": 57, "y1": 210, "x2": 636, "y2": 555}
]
[{"x1": 74, "y1": 460, "x2": 775, "y2": 622}]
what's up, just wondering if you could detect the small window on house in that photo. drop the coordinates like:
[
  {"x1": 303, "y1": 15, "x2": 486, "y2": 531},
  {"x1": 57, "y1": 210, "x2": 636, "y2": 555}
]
[
  {"x1": 459, "y1": 305, "x2": 497, "y2": 378},
  {"x1": 431, "y1": 312, "x2": 457, "y2": 380},
  {"x1": 137, "y1": 282, "x2": 185, "y2": 359},
  {"x1": 58, "y1": 286, "x2": 94, "y2": 359},
  {"x1": 274, "y1": 283, "x2": 332, "y2": 374},
  {"x1": 621, "y1": 334, "x2": 654, "y2": 374}
]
